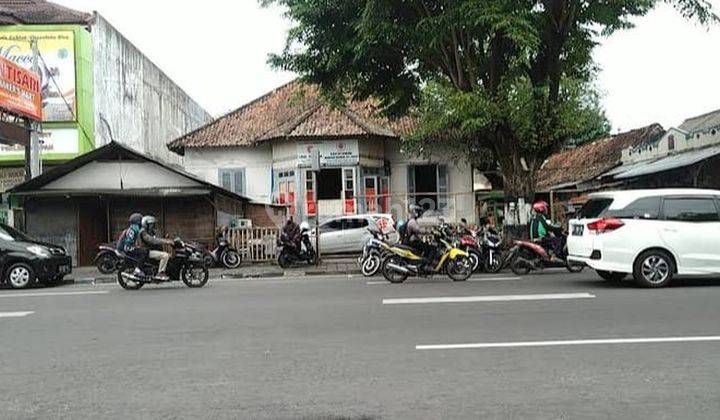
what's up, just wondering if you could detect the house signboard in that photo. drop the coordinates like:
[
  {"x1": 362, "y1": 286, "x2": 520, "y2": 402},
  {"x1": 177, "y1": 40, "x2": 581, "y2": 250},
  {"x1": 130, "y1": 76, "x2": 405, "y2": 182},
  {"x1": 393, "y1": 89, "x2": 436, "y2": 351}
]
[{"x1": 297, "y1": 140, "x2": 359, "y2": 167}]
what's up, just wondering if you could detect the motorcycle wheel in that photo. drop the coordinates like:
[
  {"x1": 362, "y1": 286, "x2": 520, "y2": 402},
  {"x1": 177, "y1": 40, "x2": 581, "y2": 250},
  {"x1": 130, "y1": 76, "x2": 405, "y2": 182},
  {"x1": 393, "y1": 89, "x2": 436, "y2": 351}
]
[
  {"x1": 221, "y1": 250, "x2": 242, "y2": 269},
  {"x1": 96, "y1": 253, "x2": 117, "y2": 275},
  {"x1": 468, "y1": 249, "x2": 481, "y2": 273},
  {"x1": 510, "y1": 257, "x2": 531, "y2": 276},
  {"x1": 361, "y1": 254, "x2": 382, "y2": 277},
  {"x1": 117, "y1": 267, "x2": 144, "y2": 290},
  {"x1": 447, "y1": 256, "x2": 473, "y2": 281},
  {"x1": 381, "y1": 256, "x2": 408, "y2": 284},
  {"x1": 182, "y1": 265, "x2": 209, "y2": 288},
  {"x1": 278, "y1": 252, "x2": 291, "y2": 269},
  {"x1": 485, "y1": 251, "x2": 504, "y2": 274}
]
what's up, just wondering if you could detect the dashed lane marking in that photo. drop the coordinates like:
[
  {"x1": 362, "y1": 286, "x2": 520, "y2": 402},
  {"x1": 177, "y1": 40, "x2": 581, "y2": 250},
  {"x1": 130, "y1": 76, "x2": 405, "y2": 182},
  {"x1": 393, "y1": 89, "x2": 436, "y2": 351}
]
[
  {"x1": 416, "y1": 336, "x2": 720, "y2": 350},
  {"x1": 382, "y1": 292, "x2": 595, "y2": 305},
  {"x1": 0, "y1": 291, "x2": 109, "y2": 299},
  {"x1": 0, "y1": 311, "x2": 34, "y2": 318}
]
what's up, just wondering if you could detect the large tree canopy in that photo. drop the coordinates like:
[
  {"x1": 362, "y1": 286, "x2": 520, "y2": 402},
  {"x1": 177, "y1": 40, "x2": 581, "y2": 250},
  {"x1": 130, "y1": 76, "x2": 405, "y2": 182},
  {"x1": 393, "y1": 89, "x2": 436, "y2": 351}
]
[{"x1": 264, "y1": 0, "x2": 717, "y2": 197}]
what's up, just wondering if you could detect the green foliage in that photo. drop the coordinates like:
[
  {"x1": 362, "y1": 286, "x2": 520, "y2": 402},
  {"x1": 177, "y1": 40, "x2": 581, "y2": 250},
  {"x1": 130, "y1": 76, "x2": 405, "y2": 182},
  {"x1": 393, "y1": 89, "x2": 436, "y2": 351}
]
[{"x1": 264, "y1": 0, "x2": 717, "y2": 194}]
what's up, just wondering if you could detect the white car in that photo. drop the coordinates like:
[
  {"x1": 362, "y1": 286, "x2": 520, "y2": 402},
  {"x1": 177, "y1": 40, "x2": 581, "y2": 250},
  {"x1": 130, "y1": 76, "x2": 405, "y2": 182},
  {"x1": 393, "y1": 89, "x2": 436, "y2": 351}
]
[
  {"x1": 312, "y1": 214, "x2": 397, "y2": 254},
  {"x1": 568, "y1": 189, "x2": 720, "y2": 287}
]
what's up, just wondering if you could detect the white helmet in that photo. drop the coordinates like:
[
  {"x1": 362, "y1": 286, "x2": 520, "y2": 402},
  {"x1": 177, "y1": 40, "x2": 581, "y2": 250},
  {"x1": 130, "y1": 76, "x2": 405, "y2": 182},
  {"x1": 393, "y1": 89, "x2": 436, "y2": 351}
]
[
  {"x1": 141, "y1": 215, "x2": 157, "y2": 230},
  {"x1": 300, "y1": 221, "x2": 310, "y2": 231}
]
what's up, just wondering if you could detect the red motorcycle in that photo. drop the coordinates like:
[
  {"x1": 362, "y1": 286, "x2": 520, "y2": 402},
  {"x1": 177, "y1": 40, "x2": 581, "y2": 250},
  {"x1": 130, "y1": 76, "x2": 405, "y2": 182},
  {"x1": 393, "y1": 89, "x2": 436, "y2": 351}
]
[{"x1": 505, "y1": 233, "x2": 584, "y2": 275}]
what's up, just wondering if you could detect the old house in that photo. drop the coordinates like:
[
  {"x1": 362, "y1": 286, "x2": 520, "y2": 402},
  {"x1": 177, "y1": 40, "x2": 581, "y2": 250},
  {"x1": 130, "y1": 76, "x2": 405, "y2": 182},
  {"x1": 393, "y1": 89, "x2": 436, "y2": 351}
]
[{"x1": 169, "y1": 80, "x2": 477, "y2": 223}]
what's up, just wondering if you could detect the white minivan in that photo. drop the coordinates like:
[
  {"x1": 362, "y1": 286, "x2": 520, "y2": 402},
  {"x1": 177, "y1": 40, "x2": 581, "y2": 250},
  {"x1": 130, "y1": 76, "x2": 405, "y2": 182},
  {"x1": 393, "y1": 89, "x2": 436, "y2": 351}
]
[{"x1": 568, "y1": 189, "x2": 720, "y2": 287}]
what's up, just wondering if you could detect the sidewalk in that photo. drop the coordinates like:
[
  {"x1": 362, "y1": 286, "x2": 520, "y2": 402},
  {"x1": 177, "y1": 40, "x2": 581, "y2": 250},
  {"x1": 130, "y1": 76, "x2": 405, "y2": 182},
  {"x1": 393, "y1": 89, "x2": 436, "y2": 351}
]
[{"x1": 66, "y1": 257, "x2": 361, "y2": 285}]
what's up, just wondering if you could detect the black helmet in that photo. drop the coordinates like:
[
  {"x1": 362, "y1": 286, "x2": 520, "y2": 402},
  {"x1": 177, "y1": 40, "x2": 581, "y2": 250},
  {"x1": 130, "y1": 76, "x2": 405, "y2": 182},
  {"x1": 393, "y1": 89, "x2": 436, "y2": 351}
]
[{"x1": 129, "y1": 213, "x2": 142, "y2": 225}]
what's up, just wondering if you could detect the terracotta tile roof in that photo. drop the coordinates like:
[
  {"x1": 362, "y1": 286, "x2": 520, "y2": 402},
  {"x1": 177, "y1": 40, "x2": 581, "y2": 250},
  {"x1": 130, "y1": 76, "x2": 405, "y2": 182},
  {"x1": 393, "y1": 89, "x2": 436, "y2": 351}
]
[
  {"x1": 0, "y1": 0, "x2": 92, "y2": 25},
  {"x1": 537, "y1": 124, "x2": 665, "y2": 191},
  {"x1": 168, "y1": 79, "x2": 418, "y2": 154}
]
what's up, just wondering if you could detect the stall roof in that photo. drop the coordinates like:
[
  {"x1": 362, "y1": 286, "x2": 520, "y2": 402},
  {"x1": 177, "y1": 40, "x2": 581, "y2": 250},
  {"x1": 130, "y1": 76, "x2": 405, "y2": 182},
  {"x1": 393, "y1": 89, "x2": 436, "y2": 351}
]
[
  {"x1": 0, "y1": 0, "x2": 92, "y2": 25},
  {"x1": 613, "y1": 145, "x2": 720, "y2": 180},
  {"x1": 7, "y1": 142, "x2": 251, "y2": 203}
]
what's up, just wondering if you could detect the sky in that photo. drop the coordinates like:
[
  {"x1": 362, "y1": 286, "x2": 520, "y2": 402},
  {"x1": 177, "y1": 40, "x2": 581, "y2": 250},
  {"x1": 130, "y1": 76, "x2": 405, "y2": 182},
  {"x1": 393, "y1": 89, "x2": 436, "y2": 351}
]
[{"x1": 55, "y1": 0, "x2": 720, "y2": 133}]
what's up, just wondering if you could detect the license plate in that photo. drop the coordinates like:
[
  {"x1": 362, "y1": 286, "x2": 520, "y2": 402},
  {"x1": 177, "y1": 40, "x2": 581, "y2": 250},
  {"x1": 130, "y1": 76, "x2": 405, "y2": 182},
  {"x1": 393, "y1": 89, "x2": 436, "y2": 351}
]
[
  {"x1": 58, "y1": 265, "x2": 70, "y2": 274},
  {"x1": 572, "y1": 224, "x2": 584, "y2": 236}
]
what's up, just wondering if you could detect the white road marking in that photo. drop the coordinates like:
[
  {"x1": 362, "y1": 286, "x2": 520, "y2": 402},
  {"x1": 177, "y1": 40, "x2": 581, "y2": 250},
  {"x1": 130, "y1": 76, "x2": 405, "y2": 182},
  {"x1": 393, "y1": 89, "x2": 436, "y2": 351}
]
[
  {"x1": 416, "y1": 336, "x2": 720, "y2": 350},
  {"x1": 382, "y1": 292, "x2": 595, "y2": 305},
  {"x1": 0, "y1": 311, "x2": 34, "y2": 318},
  {"x1": 0, "y1": 291, "x2": 109, "y2": 298},
  {"x1": 367, "y1": 276, "x2": 520, "y2": 285}
]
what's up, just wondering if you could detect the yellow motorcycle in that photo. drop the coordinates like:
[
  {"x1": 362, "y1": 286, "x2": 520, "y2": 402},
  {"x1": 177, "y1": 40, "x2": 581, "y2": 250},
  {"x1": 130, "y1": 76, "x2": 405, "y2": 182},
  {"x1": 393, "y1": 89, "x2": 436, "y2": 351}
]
[{"x1": 380, "y1": 231, "x2": 473, "y2": 283}]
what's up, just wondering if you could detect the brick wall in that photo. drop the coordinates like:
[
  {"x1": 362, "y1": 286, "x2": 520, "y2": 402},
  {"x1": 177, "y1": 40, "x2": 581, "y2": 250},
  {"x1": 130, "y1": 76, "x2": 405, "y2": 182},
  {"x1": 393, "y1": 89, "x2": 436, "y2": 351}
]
[{"x1": 245, "y1": 203, "x2": 286, "y2": 228}]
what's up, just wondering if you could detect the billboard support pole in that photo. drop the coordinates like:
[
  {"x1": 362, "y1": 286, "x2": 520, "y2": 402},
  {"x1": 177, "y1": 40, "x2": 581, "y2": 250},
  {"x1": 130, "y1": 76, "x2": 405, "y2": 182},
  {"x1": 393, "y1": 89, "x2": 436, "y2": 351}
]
[{"x1": 29, "y1": 39, "x2": 41, "y2": 179}]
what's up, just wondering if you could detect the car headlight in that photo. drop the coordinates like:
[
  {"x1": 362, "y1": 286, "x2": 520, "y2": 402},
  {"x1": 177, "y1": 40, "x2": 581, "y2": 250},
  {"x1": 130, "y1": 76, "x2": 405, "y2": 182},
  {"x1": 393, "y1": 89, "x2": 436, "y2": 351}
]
[{"x1": 27, "y1": 245, "x2": 50, "y2": 258}]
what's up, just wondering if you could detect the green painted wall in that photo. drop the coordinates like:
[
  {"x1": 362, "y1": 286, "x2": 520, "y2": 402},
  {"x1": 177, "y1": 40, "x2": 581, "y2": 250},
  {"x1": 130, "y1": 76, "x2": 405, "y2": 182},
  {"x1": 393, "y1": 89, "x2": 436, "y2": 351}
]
[{"x1": 0, "y1": 24, "x2": 95, "y2": 164}]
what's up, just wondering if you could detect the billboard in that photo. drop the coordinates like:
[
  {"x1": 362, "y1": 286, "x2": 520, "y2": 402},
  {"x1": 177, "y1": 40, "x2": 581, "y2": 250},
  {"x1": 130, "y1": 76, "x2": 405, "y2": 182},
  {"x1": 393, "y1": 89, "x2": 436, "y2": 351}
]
[
  {"x1": 0, "y1": 127, "x2": 79, "y2": 156},
  {"x1": 0, "y1": 30, "x2": 76, "y2": 122},
  {"x1": 0, "y1": 56, "x2": 41, "y2": 121}
]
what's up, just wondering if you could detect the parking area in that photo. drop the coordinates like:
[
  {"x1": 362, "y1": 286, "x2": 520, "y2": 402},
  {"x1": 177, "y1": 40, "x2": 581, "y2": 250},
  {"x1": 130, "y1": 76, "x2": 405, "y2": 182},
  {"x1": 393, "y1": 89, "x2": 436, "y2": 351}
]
[{"x1": 2, "y1": 271, "x2": 720, "y2": 418}]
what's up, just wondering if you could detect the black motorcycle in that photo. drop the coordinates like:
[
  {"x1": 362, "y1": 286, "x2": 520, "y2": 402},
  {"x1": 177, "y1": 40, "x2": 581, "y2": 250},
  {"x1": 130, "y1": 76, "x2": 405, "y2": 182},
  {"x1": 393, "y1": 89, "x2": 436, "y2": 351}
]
[
  {"x1": 479, "y1": 227, "x2": 504, "y2": 273},
  {"x1": 277, "y1": 227, "x2": 316, "y2": 268},
  {"x1": 115, "y1": 240, "x2": 210, "y2": 290},
  {"x1": 93, "y1": 243, "x2": 120, "y2": 274},
  {"x1": 206, "y1": 232, "x2": 242, "y2": 269}
]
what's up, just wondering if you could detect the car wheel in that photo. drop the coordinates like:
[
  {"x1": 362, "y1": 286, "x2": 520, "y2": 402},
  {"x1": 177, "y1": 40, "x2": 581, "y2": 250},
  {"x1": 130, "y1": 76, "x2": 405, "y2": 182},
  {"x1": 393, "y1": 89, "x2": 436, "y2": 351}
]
[
  {"x1": 633, "y1": 250, "x2": 674, "y2": 288},
  {"x1": 597, "y1": 270, "x2": 627, "y2": 283},
  {"x1": 7, "y1": 263, "x2": 35, "y2": 289}
]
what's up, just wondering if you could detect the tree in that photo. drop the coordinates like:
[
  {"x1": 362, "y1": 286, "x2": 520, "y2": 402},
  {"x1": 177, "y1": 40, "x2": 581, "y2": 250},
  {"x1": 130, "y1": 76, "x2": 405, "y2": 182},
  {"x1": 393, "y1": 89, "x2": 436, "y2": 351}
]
[{"x1": 263, "y1": 0, "x2": 717, "y2": 199}]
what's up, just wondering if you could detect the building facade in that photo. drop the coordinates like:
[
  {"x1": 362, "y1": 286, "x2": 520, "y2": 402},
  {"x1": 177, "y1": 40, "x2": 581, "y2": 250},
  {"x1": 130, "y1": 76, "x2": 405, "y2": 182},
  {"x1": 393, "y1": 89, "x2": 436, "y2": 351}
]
[
  {"x1": 0, "y1": 1, "x2": 211, "y2": 194},
  {"x1": 171, "y1": 81, "x2": 476, "y2": 223}
]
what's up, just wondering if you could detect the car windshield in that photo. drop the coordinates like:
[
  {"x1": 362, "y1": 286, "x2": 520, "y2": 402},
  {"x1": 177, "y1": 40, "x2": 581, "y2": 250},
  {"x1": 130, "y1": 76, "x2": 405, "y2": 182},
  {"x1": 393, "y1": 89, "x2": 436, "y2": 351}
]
[{"x1": 0, "y1": 224, "x2": 33, "y2": 242}]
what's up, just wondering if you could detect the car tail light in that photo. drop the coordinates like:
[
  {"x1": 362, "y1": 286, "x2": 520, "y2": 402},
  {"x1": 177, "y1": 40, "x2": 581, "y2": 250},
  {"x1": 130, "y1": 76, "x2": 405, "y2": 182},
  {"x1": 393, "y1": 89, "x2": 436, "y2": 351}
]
[{"x1": 587, "y1": 218, "x2": 624, "y2": 234}]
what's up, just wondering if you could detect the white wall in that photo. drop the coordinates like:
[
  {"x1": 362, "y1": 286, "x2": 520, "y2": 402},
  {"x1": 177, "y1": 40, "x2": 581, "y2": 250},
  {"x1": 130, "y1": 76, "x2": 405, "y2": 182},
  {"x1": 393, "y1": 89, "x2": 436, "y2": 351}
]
[
  {"x1": 43, "y1": 161, "x2": 201, "y2": 190},
  {"x1": 384, "y1": 141, "x2": 475, "y2": 223},
  {"x1": 92, "y1": 14, "x2": 212, "y2": 164},
  {"x1": 183, "y1": 145, "x2": 273, "y2": 203},
  {"x1": 623, "y1": 126, "x2": 720, "y2": 164}
]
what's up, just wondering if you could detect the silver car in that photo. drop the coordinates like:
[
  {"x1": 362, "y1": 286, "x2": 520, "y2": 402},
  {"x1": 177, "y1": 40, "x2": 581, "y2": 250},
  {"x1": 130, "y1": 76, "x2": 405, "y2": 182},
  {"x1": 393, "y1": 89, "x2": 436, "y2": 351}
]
[{"x1": 312, "y1": 214, "x2": 397, "y2": 254}]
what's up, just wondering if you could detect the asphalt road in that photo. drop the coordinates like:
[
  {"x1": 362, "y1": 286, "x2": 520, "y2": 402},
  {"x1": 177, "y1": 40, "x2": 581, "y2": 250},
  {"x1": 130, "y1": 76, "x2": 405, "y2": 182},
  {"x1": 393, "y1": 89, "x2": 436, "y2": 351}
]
[{"x1": 2, "y1": 270, "x2": 720, "y2": 419}]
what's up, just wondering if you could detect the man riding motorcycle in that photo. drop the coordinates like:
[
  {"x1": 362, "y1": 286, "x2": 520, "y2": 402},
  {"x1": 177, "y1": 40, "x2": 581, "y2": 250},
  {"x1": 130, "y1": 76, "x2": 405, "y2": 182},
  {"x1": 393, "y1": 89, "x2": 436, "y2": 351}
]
[
  {"x1": 140, "y1": 215, "x2": 175, "y2": 281},
  {"x1": 117, "y1": 213, "x2": 148, "y2": 277},
  {"x1": 282, "y1": 216, "x2": 302, "y2": 251},
  {"x1": 405, "y1": 205, "x2": 439, "y2": 270},
  {"x1": 530, "y1": 201, "x2": 563, "y2": 259}
]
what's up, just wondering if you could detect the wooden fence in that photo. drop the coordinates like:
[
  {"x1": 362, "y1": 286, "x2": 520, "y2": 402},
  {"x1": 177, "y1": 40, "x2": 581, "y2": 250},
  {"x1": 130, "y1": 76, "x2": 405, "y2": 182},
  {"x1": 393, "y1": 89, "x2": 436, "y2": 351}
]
[{"x1": 227, "y1": 227, "x2": 281, "y2": 262}]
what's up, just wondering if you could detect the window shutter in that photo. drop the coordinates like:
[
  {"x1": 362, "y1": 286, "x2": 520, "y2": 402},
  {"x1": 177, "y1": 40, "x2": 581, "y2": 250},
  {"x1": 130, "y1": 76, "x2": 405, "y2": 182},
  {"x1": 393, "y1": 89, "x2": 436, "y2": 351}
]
[{"x1": 234, "y1": 169, "x2": 246, "y2": 196}]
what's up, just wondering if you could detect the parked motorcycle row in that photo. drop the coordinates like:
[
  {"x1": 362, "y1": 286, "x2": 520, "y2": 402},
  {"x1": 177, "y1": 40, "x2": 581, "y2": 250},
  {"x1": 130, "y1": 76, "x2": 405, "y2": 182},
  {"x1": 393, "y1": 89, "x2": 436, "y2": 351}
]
[{"x1": 357, "y1": 221, "x2": 584, "y2": 282}]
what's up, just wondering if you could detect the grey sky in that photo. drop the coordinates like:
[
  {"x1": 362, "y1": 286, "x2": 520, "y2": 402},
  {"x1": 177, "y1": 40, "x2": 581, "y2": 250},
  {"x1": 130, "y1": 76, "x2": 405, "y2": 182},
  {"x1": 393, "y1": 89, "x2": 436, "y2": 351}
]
[{"x1": 57, "y1": 0, "x2": 720, "y2": 132}]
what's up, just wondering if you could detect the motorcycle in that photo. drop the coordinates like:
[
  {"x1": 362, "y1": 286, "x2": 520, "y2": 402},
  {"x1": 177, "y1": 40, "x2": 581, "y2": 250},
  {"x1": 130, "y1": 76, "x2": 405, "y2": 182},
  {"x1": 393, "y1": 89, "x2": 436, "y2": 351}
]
[
  {"x1": 277, "y1": 224, "x2": 316, "y2": 268},
  {"x1": 206, "y1": 232, "x2": 242, "y2": 269},
  {"x1": 358, "y1": 229, "x2": 393, "y2": 277},
  {"x1": 115, "y1": 240, "x2": 210, "y2": 290},
  {"x1": 380, "y1": 229, "x2": 473, "y2": 283},
  {"x1": 479, "y1": 227, "x2": 504, "y2": 273},
  {"x1": 506, "y1": 233, "x2": 584, "y2": 275},
  {"x1": 93, "y1": 243, "x2": 120, "y2": 274},
  {"x1": 459, "y1": 233, "x2": 483, "y2": 273}
]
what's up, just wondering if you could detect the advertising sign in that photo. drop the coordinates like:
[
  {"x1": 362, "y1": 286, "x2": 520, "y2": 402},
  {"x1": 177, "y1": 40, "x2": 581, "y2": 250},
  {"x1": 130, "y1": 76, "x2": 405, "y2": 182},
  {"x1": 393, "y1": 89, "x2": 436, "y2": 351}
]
[
  {"x1": 0, "y1": 127, "x2": 78, "y2": 156},
  {"x1": 0, "y1": 56, "x2": 41, "y2": 121},
  {"x1": 297, "y1": 140, "x2": 359, "y2": 167},
  {"x1": 0, "y1": 31, "x2": 76, "y2": 122}
]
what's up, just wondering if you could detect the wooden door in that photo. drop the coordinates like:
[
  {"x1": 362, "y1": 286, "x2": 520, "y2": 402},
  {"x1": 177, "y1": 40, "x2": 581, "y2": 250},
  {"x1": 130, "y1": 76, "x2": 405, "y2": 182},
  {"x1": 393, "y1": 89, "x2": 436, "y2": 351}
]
[{"x1": 78, "y1": 198, "x2": 108, "y2": 266}]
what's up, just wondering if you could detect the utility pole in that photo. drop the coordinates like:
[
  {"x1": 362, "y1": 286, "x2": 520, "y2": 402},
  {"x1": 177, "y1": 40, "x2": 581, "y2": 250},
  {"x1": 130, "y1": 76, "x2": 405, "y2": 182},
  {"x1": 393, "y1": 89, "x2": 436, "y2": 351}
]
[
  {"x1": 28, "y1": 38, "x2": 41, "y2": 179},
  {"x1": 311, "y1": 149, "x2": 321, "y2": 266}
]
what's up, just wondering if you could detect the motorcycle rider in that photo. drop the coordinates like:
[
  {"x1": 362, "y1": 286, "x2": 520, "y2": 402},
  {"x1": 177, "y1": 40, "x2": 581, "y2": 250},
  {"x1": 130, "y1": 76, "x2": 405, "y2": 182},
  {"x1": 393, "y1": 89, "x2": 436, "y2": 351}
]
[
  {"x1": 140, "y1": 215, "x2": 175, "y2": 281},
  {"x1": 117, "y1": 213, "x2": 148, "y2": 277},
  {"x1": 530, "y1": 201, "x2": 563, "y2": 259},
  {"x1": 282, "y1": 216, "x2": 301, "y2": 251},
  {"x1": 405, "y1": 204, "x2": 437, "y2": 269}
]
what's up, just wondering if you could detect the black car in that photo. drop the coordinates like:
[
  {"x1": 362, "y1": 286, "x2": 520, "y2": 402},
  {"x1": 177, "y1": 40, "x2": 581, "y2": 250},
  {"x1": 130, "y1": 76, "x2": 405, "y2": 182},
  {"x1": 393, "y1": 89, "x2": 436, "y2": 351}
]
[{"x1": 0, "y1": 223, "x2": 72, "y2": 289}]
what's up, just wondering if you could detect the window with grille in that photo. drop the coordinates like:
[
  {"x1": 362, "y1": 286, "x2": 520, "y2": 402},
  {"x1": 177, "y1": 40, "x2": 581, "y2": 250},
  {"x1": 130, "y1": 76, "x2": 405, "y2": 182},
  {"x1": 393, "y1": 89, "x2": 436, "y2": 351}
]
[{"x1": 218, "y1": 168, "x2": 246, "y2": 196}]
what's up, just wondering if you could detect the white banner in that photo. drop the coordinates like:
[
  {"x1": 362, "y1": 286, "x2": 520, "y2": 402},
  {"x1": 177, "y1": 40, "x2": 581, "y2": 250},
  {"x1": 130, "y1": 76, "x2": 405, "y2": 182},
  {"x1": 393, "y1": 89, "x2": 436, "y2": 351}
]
[
  {"x1": 297, "y1": 140, "x2": 359, "y2": 167},
  {"x1": 0, "y1": 127, "x2": 79, "y2": 156}
]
